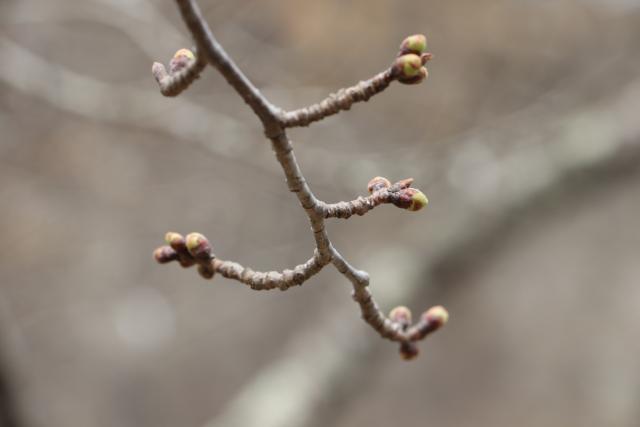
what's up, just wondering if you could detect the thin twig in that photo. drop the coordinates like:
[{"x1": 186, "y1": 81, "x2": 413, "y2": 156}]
[
  {"x1": 279, "y1": 70, "x2": 394, "y2": 128},
  {"x1": 211, "y1": 253, "x2": 327, "y2": 291},
  {"x1": 152, "y1": 50, "x2": 207, "y2": 97}
]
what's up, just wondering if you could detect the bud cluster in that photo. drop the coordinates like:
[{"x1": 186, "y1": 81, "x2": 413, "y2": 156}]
[
  {"x1": 367, "y1": 176, "x2": 429, "y2": 212},
  {"x1": 389, "y1": 304, "x2": 449, "y2": 360},
  {"x1": 153, "y1": 231, "x2": 215, "y2": 279},
  {"x1": 391, "y1": 34, "x2": 432, "y2": 85}
]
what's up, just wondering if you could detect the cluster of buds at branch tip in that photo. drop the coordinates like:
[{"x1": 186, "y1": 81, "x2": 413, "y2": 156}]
[
  {"x1": 392, "y1": 34, "x2": 431, "y2": 85},
  {"x1": 390, "y1": 306, "x2": 420, "y2": 360},
  {"x1": 366, "y1": 176, "x2": 429, "y2": 212},
  {"x1": 154, "y1": 231, "x2": 215, "y2": 279},
  {"x1": 389, "y1": 304, "x2": 449, "y2": 360},
  {"x1": 371, "y1": 176, "x2": 428, "y2": 212}
]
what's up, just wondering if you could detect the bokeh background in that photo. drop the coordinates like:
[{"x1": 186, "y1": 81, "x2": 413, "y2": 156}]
[{"x1": 1, "y1": 0, "x2": 640, "y2": 426}]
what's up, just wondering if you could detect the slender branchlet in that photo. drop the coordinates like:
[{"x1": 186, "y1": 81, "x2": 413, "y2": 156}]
[
  {"x1": 151, "y1": 0, "x2": 447, "y2": 359},
  {"x1": 152, "y1": 48, "x2": 207, "y2": 96}
]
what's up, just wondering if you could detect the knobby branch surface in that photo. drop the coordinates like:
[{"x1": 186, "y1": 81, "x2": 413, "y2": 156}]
[{"x1": 151, "y1": 0, "x2": 447, "y2": 360}]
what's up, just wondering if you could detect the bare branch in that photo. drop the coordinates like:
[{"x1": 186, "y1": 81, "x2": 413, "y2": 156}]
[
  {"x1": 211, "y1": 255, "x2": 326, "y2": 291},
  {"x1": 174, "y1": 0, "x2": 280, "y2": 127},
  {"x1": 155, "y1": 233, "x2": 328, "y2": 290},
  {"x1": 152, "y1": 0, "x2": 445, "y2": 359},
  {"x1": 279, "y1": 70, "x2": 394, "y2": 128}
]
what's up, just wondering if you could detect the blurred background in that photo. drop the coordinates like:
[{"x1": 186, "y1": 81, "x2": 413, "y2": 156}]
[{"x1": 1, "y1": 0, "x2": 640, "y2": 426}]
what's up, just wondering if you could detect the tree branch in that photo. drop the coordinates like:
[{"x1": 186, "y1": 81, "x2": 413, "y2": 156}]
[
  {"x1": 174, "y1": 0, "x2": 280, "y2": 127},
  {"x1": 279, "y1": 70, "x2": 394, "y2": 128},
  {"x1": 318, "y1": 177, "x2": 428, "y2": 219},
  {"x1": 152, "y1": 0, "x2": 444, "y2": 359}
]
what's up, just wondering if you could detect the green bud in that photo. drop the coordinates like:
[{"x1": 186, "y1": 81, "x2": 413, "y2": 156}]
[
  {"x1": 394, "y1": 54, "x2": 422, "y2": 78},
  {"x1": 393, "y1": 54, "x2": 428, "y2": 85},
  {"x1": 399, "y1": 34, "x2": 427, "y2": 55},
  {"x1": 185, "y1": 232, "x2": 213, "y2": 260},
  {"x1": 400, "y1": 66, "x2": 428, "y2": 85},
  {"x1": 391, "y1": 188, "x2": 428, "y2": 211},
  {"x1": 165, "y1": 231, "x2": 186, "y2": 250},
  {"x1": 408, "y1": 189, "x2": 428, "y2": 211}
]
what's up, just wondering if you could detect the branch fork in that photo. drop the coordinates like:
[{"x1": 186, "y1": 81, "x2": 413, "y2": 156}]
[{"x1": 151, "y1": 0, "x2": 446, "y2": 359}]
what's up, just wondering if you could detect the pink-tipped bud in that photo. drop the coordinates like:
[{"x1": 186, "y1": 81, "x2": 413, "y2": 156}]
[
  {"x1": 390, "y1": 306, "x2": 413, "y2": 328},
  {"x1": 391, "y1": 188, "x2": 428, "y2": 211},
  {"x1": 423, "y1": 305, "x2": 449, "y2": 328},
  {"x1": 169, "y1": 48, "x2": 195, "y2": 74},
  {"x1": 153, "y1": 246, "x2": 178, "y2": 264},
  {"x1": 185, "y1": 232, "x2": 213, "y2": 260},
  {"x1": 399, "y1": 34, "x2": 427, "y2": 55},
  {"x1": 399, "y1": 341, "x2": 420, "y2": 360},
  {"x1": 367, "y1": 176, "x2": 392, "y2": 193},
  {"x1": 197, "y1": 263, "x2": 215, "y2": 280}
]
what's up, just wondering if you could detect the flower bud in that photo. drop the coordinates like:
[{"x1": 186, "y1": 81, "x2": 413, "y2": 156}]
[
  {"x1": 197, "y1": 263, "x2": 215, "y2": 280},
  {"x1": 391, "y1": 188, "x2": 428, "y2": 211},
  {"x1": 165, "y1": 231, "x2": 186, "y2": 250},
  {"x1": 174, "y1": 48, "x2": 195, "y2": 61},
  {"x1": 399, "y1": 341, "x2": 420, "y2": 360},
  {"x1": 185, "y1": 232, "x2": 213, "y2": 260},
  {"x1": 390, "y1": 306, "x2": 412, "y2": 327},
  {"x1": 399, "y1": 34, "x2": 427, "y2": 55},
  {"x1": 393, "y1": 54, "x2": 422, "y2": 78},
  {"x1": 367, "y1": 176, "x2": 391, "y2": 193},
  {"x1": 153, "y1": 246, "x2": 178, "y2": 264},
  {"x1": 400, "y1": 66, "x2": 428, "y2": 85},
  {"x1": 423, "y1": 305, "x2": 449, "y2": 327},
  {"x1": 393, "y1": 54, "x2": 428, "y2": 85},
  {"x1": 169, "y1": 48, "x2": 195, "y2": 74}
]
